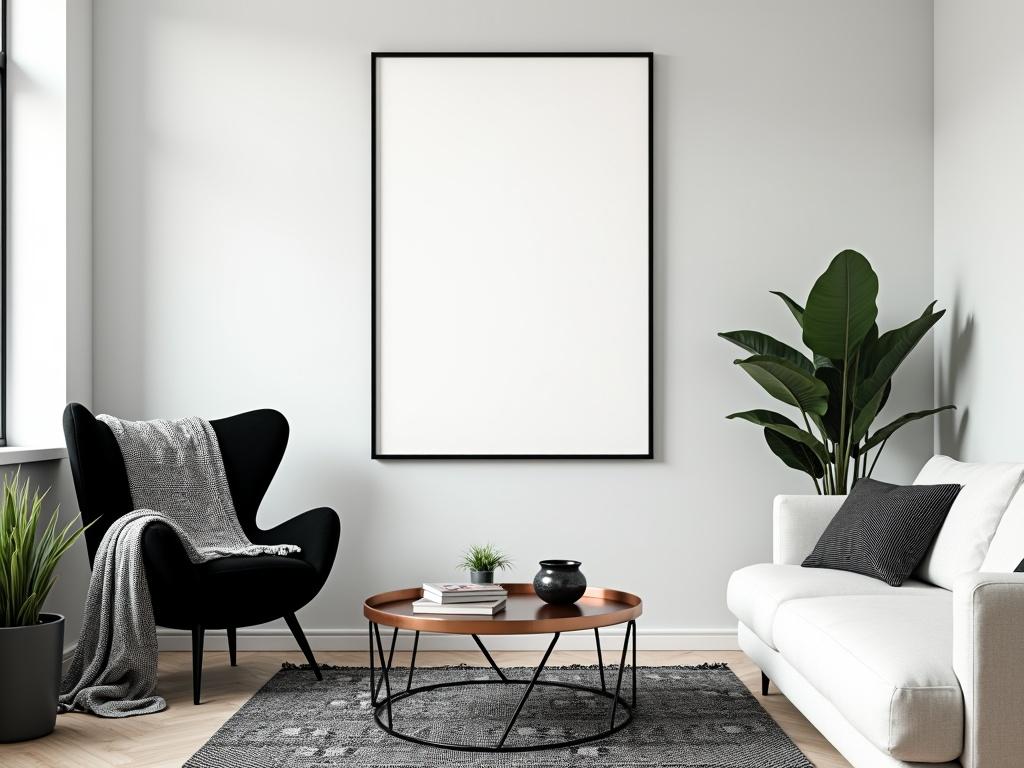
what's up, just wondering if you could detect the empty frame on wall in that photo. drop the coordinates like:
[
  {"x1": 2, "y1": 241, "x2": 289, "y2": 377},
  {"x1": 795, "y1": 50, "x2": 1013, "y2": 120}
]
[{"x1": 372, "y1": 52, "x2": 652, "y2": 459}]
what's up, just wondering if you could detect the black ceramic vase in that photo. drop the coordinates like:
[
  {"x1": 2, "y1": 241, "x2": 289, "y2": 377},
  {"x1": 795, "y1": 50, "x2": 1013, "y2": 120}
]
[{"x1": 533, "y1": 560, "x2": 587, "y2": 605}]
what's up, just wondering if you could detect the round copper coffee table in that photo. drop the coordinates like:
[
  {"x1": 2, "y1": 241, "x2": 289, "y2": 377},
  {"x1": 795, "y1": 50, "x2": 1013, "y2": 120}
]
[{"x1": 362, "y1": 583, "x2": 642, "y2": 752}]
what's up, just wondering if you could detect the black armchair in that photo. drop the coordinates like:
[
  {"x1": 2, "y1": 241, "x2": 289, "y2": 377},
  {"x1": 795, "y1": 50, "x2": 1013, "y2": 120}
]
[{"x1": 62, "y1": 403, "x2": 340, "y2": 704}]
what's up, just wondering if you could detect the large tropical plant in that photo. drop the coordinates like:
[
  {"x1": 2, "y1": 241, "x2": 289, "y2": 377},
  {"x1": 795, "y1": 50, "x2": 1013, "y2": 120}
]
[
  {"x1": 720, "y1": 249, "x2": 953, "y2": 494},
  {"x1": 0, "y1": 471, "x2": 88, "y2": 627}
]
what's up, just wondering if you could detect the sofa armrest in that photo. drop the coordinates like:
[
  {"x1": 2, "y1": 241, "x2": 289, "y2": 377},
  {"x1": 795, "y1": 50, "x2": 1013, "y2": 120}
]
[
  {"x1": 953, "y1": 572, "x2": 1024, "y2": 768},
  {"x1": 772, "y1": 494, "x2": 845, "y2": 564}
]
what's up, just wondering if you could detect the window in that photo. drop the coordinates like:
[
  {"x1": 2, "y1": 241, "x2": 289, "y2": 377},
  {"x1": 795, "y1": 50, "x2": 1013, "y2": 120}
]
[{"x1": 1, "y1": 0, "x2": 7, "y2": 446}]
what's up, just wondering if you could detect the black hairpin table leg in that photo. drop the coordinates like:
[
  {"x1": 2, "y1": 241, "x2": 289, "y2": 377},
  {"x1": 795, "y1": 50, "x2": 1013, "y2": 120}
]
[
  {"x1": 631, "y1": 619, "x2": 637, "y2": 706},
  {"x1": 368, "y1": 622, "x2": 376, "y2": 705},
  {"x1": 494, "y1": 632, "x2": 560, "y2": 749},
  {"x1": 369, "y1": 621, "x2": 637, "y2": 752},
  {"x1": 471, "y1": 634, "x2": 509, "y2": 682},
  {"x1": 372, "y1": 623, "x2": 393, "y2": 729},
  {"x1": 609, "y1": 620, "x2": 635, "y2": 728},
  {"x1": 373, "y1": 626, "x2": 398, "y2": 702},
  {"x1": 406, "y1": 630, "x2": 420, "y2": 691}
]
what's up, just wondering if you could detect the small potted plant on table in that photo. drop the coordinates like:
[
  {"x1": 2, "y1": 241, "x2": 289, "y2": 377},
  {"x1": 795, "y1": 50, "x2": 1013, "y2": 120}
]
[
  {"x1": 458, "y1": 543, "x2": 512, "y2": 584},
  {"x1": 0, "y1": 472, "x2": 88, "y2": 742}
]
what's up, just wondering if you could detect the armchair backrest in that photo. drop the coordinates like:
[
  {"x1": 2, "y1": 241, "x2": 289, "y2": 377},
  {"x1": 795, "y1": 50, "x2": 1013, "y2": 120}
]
[{"x1": 62, "y1": 403, "x2": 289, "y2": 566}]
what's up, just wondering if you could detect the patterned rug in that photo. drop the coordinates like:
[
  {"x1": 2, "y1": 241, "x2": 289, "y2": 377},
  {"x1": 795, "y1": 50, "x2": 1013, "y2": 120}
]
[{"x1": 185, "y1": 664, "x2": 812, "y2": 767}]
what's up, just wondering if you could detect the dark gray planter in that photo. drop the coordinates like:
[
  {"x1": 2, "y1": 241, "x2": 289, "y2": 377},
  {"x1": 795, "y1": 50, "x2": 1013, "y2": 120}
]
[
  {"x1": 0, "y1": 613, "x2": 64, "y2": 742},
  {"x1": 469, "y1": 570, "x2": 494, "y2": 584}
]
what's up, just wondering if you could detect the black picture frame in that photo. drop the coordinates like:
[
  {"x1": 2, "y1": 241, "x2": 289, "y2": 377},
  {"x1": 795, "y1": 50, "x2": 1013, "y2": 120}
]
[{"x1": 371, "y1": 52, "x2": 653, "y2": 460}]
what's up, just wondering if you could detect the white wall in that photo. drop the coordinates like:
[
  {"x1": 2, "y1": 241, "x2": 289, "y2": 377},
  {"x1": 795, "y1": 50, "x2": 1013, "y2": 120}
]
[
  {"x1": 91, "y1": 0, "x2": 935, "y2": 649},
  {"x1": 934, "y1": 0, "x2": 1024, "y2": 462}
]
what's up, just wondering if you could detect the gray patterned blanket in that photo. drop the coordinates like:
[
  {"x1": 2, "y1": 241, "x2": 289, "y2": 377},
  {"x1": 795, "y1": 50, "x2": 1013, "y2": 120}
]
[{"x1": 59, "y1": 415, "x2": 299, "y2": 718}]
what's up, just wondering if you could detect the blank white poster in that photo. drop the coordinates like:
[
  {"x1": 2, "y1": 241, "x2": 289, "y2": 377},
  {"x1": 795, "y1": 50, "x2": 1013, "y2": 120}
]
[{"x1": 374, "y1": 54, "x2": 651, "y2": 457}]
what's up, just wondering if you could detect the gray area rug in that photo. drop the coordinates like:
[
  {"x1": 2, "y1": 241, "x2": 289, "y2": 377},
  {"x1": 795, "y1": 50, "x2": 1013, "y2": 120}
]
[{"x1": 185, "y1": 664, "x2": 812, "y2": 767}]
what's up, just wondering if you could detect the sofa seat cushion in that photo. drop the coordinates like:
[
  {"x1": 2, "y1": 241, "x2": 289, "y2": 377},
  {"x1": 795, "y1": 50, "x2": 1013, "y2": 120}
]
[
  {"x1": 726, "y1": 563, "x2": 940, "y2": 650},
  {"x1": 197, "y1": 555, "x2": 317, "y2": 627},
  {"x1": 774, "y1": 594, "x2": 962, "y2": 763}
]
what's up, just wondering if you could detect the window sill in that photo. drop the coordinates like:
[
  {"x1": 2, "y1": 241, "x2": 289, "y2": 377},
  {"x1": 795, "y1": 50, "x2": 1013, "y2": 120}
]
[{"x1": 0, "y1": 446, "x2": 68, "y2": 465}]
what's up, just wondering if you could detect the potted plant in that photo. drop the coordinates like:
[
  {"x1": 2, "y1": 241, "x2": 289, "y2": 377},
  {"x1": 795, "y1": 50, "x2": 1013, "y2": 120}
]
[
  {"x1": 458, "y1": 543, "x2": 512, "y2": 584},
  {"x1": 719, "y1": 249, "x2": 954, "y2": 494},
  {"x1": 0, "y1": 471, "x2": 88, "y2": 742}
]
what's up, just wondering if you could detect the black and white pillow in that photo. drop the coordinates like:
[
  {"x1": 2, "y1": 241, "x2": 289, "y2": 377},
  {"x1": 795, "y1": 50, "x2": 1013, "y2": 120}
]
[{"x1": 803, "y1": 478, "x2": 961, "y2": 586}]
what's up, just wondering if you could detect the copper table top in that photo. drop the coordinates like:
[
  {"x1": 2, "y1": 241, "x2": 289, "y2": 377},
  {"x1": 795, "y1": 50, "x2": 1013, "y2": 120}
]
[{"x1": 363, "y1": 583, "x2": 642, "y2": 635}]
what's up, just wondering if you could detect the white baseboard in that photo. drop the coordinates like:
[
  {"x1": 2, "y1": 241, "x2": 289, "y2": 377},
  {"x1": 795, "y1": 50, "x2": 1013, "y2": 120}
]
[
  {"x1": 156, "y1": 627, "x2": 739, "y2": 652},
  {"x1": 63, "y1": 644, "x2": 77, "y2": 675}
]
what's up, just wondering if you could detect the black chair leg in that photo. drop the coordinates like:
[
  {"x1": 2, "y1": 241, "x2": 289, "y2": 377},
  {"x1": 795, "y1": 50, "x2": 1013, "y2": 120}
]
[
  {"x1": 761, "y1": 671, "x2": 770, "y2": 696},
  {"x1": 284, "y1": 612, "x2": 322, "y2": 681},
  {"x1": 227, "y1": 627, "x2": 237, "y2": 667},
  {"x1": 192, "y1": 624, "x2": 205, "y2": 705}
]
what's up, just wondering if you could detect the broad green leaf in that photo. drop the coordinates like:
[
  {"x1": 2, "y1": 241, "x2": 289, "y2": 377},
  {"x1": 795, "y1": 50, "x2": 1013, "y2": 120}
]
[
  {"x1": 764, "y1": 429, "x2": 826, "y2": 478},
  {"x1": 865, "y1": 302, "x2": 937, "y2": 373},
  {"x1": 734, "y1": 356, "x2": 829, "y2": 416},
  {"x1": 855, "y1": 306, "x2": 944, "y2": 409},
  {"x1": 771, "y1": 291, "x2": 805, "y2": 326},
  {"x1": 878, "y1": 380, "x2": 892, "y2": 412},
  {"x1": 855, "y1": 405, "x2": 956, "y2": 455},
  {"x1": 815, "y1": 365, "x2": 844, "y2": 443},
  {"x1": 726, "y1": 408, "x2": 797, "y2": 428},
  {"x1": 802, "y1": 250, "x2": 879, "y2": 361},
  {"x1": 855, "y1": 323, "x2": 880, "y2": 380},
  {"x1": 727, "y1": 409, "x2": 830, "y2": 465},
  {"x1": 718, "y1": 330, "x2": 814, "y2": 374},
  {"x1": 850, "y1": 384, "x2": 886, "y2": 444}
]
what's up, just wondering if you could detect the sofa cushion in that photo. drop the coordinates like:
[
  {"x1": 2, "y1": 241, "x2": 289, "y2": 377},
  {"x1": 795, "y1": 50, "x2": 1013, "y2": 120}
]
[
  {"x1": 726, "y1": 563, "x2": 940, "y2": 650},
  {"x1": 774, "y1": 593, "x2": 962, "y2": 763},
  {"x1": 914, "y1": 455, "x2": 1024, "y2": 588},
  {"x1": 981, "y1": 486, "x2": 1024, "y2": 572}
]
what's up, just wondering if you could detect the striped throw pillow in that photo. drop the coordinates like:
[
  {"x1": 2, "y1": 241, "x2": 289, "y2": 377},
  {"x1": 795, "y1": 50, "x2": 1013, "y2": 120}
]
[{"x1": 802, "y1": 478, "x2": 961, "y2": 586}]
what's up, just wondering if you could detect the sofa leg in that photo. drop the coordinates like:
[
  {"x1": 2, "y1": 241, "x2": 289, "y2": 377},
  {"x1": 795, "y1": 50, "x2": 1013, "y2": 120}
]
[
  {"x1": 284, "y1": 612, "x2": 323, "y2": 681},
  {"x1": 761, "y1": 671, "x2": 770, "y2": 696},
  {"x1": 192, "y1": 624, "x2": 205, "y2": 705},
  {"x1": 227, "y1": 627, "x2": 237, "y2": 667}
]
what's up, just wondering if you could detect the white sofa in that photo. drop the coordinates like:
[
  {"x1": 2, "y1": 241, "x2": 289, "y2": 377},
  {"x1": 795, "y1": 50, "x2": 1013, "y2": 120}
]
[{"x1": 727, "y1": 456, "x2": 1024, "y2": 768}]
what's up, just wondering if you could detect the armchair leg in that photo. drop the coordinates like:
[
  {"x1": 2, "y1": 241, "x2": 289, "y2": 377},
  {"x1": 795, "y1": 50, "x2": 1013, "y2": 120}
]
[
  {"x1": 192, "y1": 624, "x2": 205, "y2": 705},
  {"x1": 284, "y1": 612, "x2": 322, "y2": 681},
  {"x1": 761, "y1": 671, "x2": 770, "y2": 696},
  {"x1": 227, "y1": 627, "x2": 237, "y2": 667}
]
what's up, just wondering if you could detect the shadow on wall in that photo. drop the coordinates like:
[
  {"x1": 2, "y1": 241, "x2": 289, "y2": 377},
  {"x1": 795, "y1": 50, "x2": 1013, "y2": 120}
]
[{"x1": 936, "y1": 287, "x2": 973, "y2": 458}]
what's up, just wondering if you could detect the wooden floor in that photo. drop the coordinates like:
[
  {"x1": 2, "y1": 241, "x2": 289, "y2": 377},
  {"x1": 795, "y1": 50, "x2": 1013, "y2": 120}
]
[{"x1": 0, "y1": 650, "x2": 850, "y2": 768}]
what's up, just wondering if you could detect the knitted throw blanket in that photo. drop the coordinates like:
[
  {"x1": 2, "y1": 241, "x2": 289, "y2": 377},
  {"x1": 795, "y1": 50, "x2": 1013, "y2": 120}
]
[{"x1": 59, "y1": 415, "x2": 300, "y2": 717}]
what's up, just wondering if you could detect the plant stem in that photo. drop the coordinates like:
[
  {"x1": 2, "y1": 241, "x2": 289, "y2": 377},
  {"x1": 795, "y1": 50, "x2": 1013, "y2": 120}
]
[
  {"x1": 837, "y1": 358, "x2": 850, "y2": 493},
  {"x1": 802, "y1": 411, "x2": 833, "y2": 493},
  {"x1": 843, "y1": 350, "x2": 863, "y2": 493},
  {"x1": 867, "y1": 438, "x2": 888, "y2": 477},
  {"x1": 823, "y1": 434, "x2": 837, "y2": 494}
]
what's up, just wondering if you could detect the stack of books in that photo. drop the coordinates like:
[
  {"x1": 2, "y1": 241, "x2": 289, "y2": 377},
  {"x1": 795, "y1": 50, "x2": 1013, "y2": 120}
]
[{"x1": 412, "y1": 582, "x2": 508, "y2": 615}]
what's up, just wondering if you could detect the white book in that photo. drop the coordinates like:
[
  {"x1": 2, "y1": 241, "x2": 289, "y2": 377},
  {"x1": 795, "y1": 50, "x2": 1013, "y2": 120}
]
[
  {"x1": 423, "y1": 582, "x2": 507, "y2": 595},
  {"x1": 422, "y1": 583, "x2": 507, "y2": 604},
  {"x1": 412, "y1": 597, "x2": 507, "y2": 616},
  {"x1": 422, "y1": 592, "x2": 508, "y2": 604}
]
